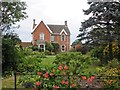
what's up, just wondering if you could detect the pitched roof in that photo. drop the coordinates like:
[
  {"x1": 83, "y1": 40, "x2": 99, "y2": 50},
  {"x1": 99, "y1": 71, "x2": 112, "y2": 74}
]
[
  {"x1": 32, "y1": 21, "x2": 70, "y2": 35},
  {"x1": 47, "y1": 25, "x2": 70, "y2": 35}
]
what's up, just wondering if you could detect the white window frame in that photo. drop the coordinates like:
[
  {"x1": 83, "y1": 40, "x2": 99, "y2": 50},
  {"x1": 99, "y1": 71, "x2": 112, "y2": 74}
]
[
  {"x1": 40, "y1": 33, "x2": 44, "y2": 40},
  {"x1": 61, "y1": 45, "x2": 66, "y2": 52}
]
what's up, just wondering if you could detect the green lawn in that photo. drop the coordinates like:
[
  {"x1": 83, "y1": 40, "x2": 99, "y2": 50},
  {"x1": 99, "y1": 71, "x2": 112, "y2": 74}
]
[
  {"x1": 40, "y1": 55, "x2": 56, "y2": 69},
  {"x1": 2, "y1": 75, "x2": 24, "y2": 88}
]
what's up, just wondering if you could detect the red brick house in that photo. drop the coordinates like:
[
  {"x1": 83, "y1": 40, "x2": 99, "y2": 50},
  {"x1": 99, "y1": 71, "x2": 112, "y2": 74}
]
[{"x1": 31, "y1": 20, "x2": 70, "y2": 52}]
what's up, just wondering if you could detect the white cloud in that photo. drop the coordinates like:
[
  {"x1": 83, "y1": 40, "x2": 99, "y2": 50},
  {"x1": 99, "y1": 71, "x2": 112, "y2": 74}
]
[{"x1": 15, "y1": 0, "x2": 89, "y2": 44}]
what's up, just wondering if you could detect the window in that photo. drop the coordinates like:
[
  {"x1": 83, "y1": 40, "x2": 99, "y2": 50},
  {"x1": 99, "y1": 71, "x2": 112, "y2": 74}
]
[
  {"x1": 40, "y1": 45, "x2": 44, "y2": 52},
  {"x1": 61, "y1": 45, "x2": 66, "y2": 52},
  {"x1": 40, "y1": 33, "x2": 44, "y2": 40},
  {"x1": 51, "y1": 34, "x2": 54, "y2": 41},
  {"x1": 61, "y1": 34, "x2": 66, "y2": 41}
]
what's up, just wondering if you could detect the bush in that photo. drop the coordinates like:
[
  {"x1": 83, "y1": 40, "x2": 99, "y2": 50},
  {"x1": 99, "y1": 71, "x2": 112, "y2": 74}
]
[{"x1": 54, "y1": 52, "x2": 98, "y2": 76}]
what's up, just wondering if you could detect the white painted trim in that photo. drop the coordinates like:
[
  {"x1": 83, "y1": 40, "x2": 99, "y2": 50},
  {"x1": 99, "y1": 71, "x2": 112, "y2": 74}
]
[
  {"x1": 61, "y1": 45, "x2": 66, "y2": 52},
  {"x1": 44, "y1": 23, "x2": 53, "y2": 33},
  {"x1": 32, "y1": 21, "x2": 53, "y2": 34},
  {"x1": 60, "y1": 29, "x2": 67, "y2": 35}
]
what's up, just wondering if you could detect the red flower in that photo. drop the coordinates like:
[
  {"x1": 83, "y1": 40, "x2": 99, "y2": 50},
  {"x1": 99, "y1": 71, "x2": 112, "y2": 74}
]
[
  {"x1": 53, "y1": 86, "x2": 59, "y2": 88},
  {"x1": 36, "y1": 81, "x2": 41, "y2": 86},
  {"x1": 90, "y1": 76, "x2": 95, "y2": 80},
  {"x1": 71, "y1": 84, "x2": 76, "y2": 87},
  {"x1": 37, "y1": 72, "x2": 42, "y2": 76},
  {"x1": 58, "y1": 65, "x2": 63, "y2": 70},
  {"x1": 81, "y1": 76, "x2": 87, "y2": 80},
  {"x1": 64, "y1": 65, "x2": 68, "y2": 70},
  {"x1": 45, "y1": 72, "x2": 49, "y2": 74},
  {"x1": 87, "y1": 78, "x2": 93, "y2": 83},
  {"x1": 50, "y1": 73, "x2": 54, "y2": 77},
  {"x1": 65, "y1": 81, "x2": 68, "y2": 85},
  {"x1": 61, "y1": 80, "x2": 65, "y2": 84},
  {"x1": 34, "y1": 88, "x2": 38, "y2": 90},
  {"x1": 43, "y1": 74, "x2": 49, "y2": 78}
]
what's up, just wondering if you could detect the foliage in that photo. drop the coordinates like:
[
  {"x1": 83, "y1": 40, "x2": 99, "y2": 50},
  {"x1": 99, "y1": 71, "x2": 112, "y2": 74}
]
[
  {"x1": 18, "y1": 64, "x2": 99, "y2": 89},
  {"x1": 51, "y1": 42, "x2": 60, "y2": 54},
  {"x1": 77, "y1": 2, "x2": 120, "y2": 61},
  {"x1": 1, "y1": 2, "x2": 28, "y2": 32},
  {"x1": 54, "y1": 52, "x2": 98, "y2": 76},
  {"x1": 89, "y1": 46, "x2": 106, "y2": 64},
  {"x1": 45, "y1": 42, "x2": 54, "y2": 52},
  {"x1": 2, "y1": 35, "x2": 22, "y2": 77},
  {"x1": 44, "y1": 42, "x2": 59, "y2": 54},
  {"x1": 96, "y1": 59, "x2": 120, "y2": 89},
  {"x1": 1, "y1": 1, "x2": 28, "y2": 77},
  {"x1": 103, "y1": 41, "x2": 120, "y2": 60},
  {"x1": 71, "y1": 39, "x2": 81, "y2": 47}
]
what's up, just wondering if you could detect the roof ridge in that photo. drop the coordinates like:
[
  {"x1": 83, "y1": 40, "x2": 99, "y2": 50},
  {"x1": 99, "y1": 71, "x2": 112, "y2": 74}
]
[{"x1": 47, "y1": 24, "x2": 65, "y2": 26}]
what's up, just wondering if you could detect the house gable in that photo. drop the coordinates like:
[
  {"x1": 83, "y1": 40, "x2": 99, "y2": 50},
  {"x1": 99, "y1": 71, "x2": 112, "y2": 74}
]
[
  {"x1": 32, "y1": 21, "x2": 52, "y2": 34},
  {"x1": 60, "y1": 29, "x2": 67, "y2": 35}
]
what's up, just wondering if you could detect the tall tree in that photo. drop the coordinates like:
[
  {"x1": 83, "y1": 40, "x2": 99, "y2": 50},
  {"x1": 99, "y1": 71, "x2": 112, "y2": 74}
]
[
  {"x1": 1, "y1": 1, "x2": 28, "y2": 33},
  {"x1": 1, "y1": 1, "x2": 28, "y2": 89},
  {"x1": 78, "y1": 2, "x2": 120, "y2": 60}
]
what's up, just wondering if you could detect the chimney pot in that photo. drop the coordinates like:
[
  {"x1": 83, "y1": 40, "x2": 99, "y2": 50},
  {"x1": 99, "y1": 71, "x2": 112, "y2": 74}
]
[
  {"x1": 33, "y1": 19, "x2": 36, "y2": 29},
  {"x1": 65, "y1": 21, "x2": 67, "y2": 26}
]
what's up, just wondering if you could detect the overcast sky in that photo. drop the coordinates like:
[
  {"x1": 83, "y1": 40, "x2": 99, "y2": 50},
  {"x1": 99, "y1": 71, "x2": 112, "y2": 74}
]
[{"x1": 15, "y1": 0, "x2": 89, "y2": 44}]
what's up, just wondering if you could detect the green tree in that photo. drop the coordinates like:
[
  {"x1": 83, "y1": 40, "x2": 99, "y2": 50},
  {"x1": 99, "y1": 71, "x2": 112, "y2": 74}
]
[
  {"x1": 77, "y1": 2, "x2": 120, "y2": 61},
  {"x1": 45, "y1": 42, "x2": 54, "y2": 52},
  {"x1": 51, "y1": 42, "x2": 60, "y2": 54},
  {"x1": 1, "y1": 1, "x2": 28, "y2": 77},
  {"x1": 1, "y1": 2, "x2": 28, "y2": 32}
]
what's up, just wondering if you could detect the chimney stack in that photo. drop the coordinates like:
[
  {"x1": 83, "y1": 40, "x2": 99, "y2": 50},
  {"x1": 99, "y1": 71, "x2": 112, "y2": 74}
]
[
  {"x1": 65, "y1": 21, "x2": 67, "y2": 26},
  {"x1": 33, "y1": 19, "x2": 36, "y2": 29}
]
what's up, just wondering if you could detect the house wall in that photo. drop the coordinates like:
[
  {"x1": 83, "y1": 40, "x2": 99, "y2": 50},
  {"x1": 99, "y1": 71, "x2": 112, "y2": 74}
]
[
  {"x1": 54, "y1": 32, "x2": 70, "y2": 52},
  {"x1": 32, "y1": 21, "x2": 70, "y2": 52},
  {"x1": 32, "y1": 21, "x2": 51, "y2": 45}
]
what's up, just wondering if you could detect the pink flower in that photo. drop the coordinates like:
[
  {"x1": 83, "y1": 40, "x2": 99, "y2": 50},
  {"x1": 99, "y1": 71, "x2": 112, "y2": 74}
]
[
  {"x1": 34, "y1": 88, "x2": 38, "y2": 90},
  {"x1": 65, "y1": 81, "x2": 68, "y2": 85},
  {"x1": 43, "y1": 72, "x2": 49, "y2": 78},
  {"x1": 71, "y1": 84, "x2": 76, "y2": 87},
  {"x1": 90, "y1": 76, "x2": 95, "y2": 80},
  {"x1": 61, "y1": 80, "x2": 65, "y2": 84},
  {"x1": 50, "y1": 73, "x2": 54, "y2": 77},
  {"x1": 53, "y1": 86, "x2": 59, "y2": 88},
  {"x1": 64, "y1": 65, "x2": 68, "y2": 70},
  {"x1": 36, "y1": 81, "x2": 41, "y2": 86},
  {"x1": 87, "y1": 78, "x2": 93, "y2": 83},
  {"x1": 81, "y1": 76, "x2": 87, "y2": 80},
  {"x1": 37, "y1": 72, "x2": 42, "y2": 76},
  {"x1": 43, "y1": 74, "x2": 49, "y2": 78},
  {"x1": 58, "y1": 65, "x2": 63, "y2": 70}
]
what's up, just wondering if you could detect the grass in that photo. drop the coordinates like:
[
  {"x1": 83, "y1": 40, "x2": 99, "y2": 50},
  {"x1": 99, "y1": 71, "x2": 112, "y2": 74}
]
[
  {"x1": 2, "y1": 75, "x2": 24, "y2": 88},
  {"x1": 40, "y1": 55, "x2": 56, "y2": 69},
  {"x1": 2, "y1": 55, "x2": 56, "y2": 88}
]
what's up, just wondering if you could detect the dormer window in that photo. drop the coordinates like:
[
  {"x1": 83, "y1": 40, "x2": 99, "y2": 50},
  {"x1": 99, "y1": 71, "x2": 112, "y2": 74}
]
[
  {"x1": 40, "y1": 33, "x2": 44, "y2": 40},
  {"x1": 61, "y1": 34, "x2": 66, "y2": 41}
]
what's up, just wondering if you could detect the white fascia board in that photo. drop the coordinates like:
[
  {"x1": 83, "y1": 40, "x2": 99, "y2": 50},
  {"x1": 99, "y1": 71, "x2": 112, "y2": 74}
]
[
  {"x1": 45, "y1": 23, "x2": 53, "y2": 33},
  {"x1": 32, "y1": 21, "x2": 53, "y2": 34},
  {"x1": 60, "y1": 29, "x2": 67, "y2": 35}
]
